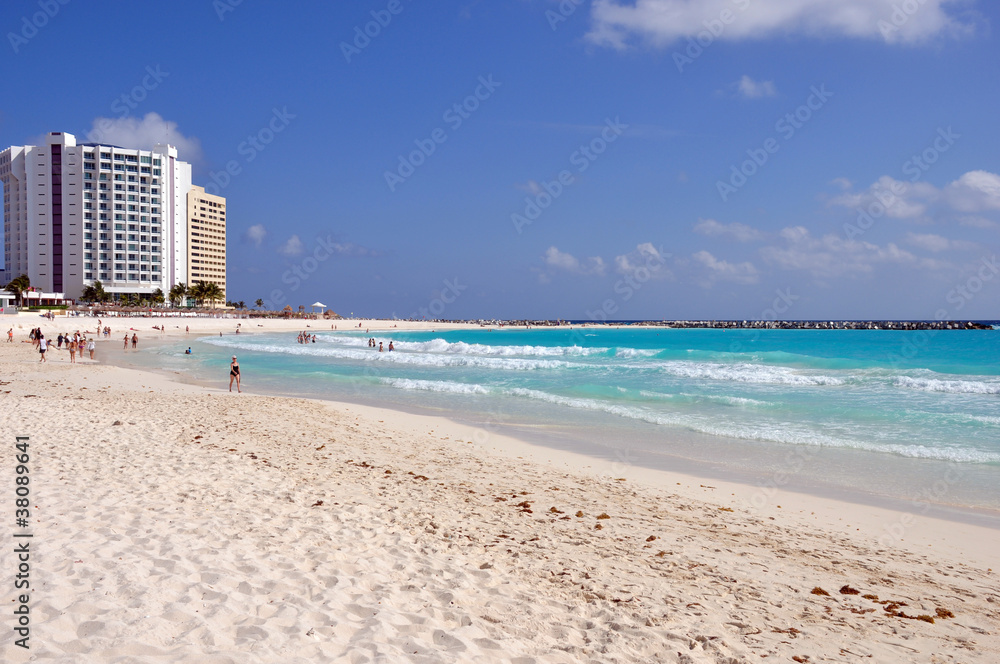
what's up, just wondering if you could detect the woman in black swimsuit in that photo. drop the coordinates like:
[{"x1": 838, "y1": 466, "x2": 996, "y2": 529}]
[{"x1": 229, "y1": 356, "x2": 241, "y2": 393}]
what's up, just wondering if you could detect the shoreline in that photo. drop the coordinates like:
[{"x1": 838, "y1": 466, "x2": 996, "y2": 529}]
[
  {"x1": 95, "y1": 323, "x2": 1000, "y2": 531},
  {"x1": 2, "y1": 326, "x2": 999, "y2": 661}
]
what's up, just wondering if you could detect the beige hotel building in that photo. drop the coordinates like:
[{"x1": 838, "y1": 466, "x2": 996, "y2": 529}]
[{"x1": 186, "y1": 185, "x2": 227, "y2": 301}]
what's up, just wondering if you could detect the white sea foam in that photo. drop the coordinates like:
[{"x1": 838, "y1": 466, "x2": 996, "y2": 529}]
[
  {"x1": 894, "y1": 376, "x2": 1000, "y2": 395},
  {"x1": 613, "y1": 347, "x2": 659, "y2": 358},
  {"x1": 499, "y1": 387, "x2": 1000, "y2": 463},
  {"x1": 655, "y1": 361, "x2": 845, "y2": 386},
  {"x1": 381, "y1": 378, "x2": 490, "y2": 395},
  {"x1": 204, "y1": 338, "x2": 572, "y2": 370},
  {"x1": 321, "y1": 335, "x2": 605, "y2": 357}
]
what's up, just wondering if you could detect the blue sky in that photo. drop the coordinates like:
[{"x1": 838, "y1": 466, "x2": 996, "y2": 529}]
[{"x1": 2, "y1": 0, "x2": 999, "y2": 319}]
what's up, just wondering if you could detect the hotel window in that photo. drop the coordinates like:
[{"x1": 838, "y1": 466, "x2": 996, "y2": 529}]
[
  {"x1": 84, "y1": 272, "x2": 93, "y2": 280},
  {"x1": 129, "y1": 273, "x2": 138, "y2": 281},
  {"x1": 115, "y1": 243, "x2": 124, "y2": 250},
  {"x1": 115, "y1": 263, "x2": 125, "y2": 270},
  {"x1": 115, "y1": 273, "x2": 125, "y2": 280}
]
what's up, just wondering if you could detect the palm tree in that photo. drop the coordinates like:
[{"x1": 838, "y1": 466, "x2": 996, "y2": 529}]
[
  {"x1": 188, "y1": 281, "x2": 207, "y2": 307},
  {"x1": 151, "y1": 288, "x2": 165, "y2": 305},
  {"x1": 203, "y1": 283, "x2": 224, "y2": 308},
  {"x1": 255, "y1": 298, "x2": 264, "y2": 310},
  {"x1": 237, "y1": 300, "x2": 246, "y2": 310},
  {"x1": 169, "y1": 282, "x2": 189, "y2": 307},
  {"x1": 4, "y1": 274, "x2": 30, "y2": 306},
  {"x1": 81, "y1": 280, "x2": 107, "y2": 304}
]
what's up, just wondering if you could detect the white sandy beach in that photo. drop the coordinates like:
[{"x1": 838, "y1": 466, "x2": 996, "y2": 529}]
[{"x1": 1, "y1": 314, "x2": 998, "y2": 663}]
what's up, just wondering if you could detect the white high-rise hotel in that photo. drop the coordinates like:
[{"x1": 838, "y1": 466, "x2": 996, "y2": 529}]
[{"x1": 0, "y1": 131, "x2": 224, "y2": 302}]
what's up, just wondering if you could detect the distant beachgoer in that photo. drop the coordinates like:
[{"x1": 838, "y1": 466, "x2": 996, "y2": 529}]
[
  {"x1": 38, "y1": 335, "x2": 47, "y2": 362},
  {"x1": 388, "y1": 342, "x2": 394, "y2": 352},
  {"x1": 311, "y1": 334, "x2": 316, "y2": 343},
  {"x1": 123, "y1": 334, "x2": 129, "y2": 350},
  {"x1": 186, "y1": 326, "x2": 189, "y2": 333},
  {"x1": 185, "y1": 347, "x2": 192, "y2": 355},
  {"x1": 79, "y1": 336, "x2": 86, "y2": 356},
  {"x1": 57, "y1": 333, "x2": 64, "y2": 348},
  {"x1": 6, "y1": 328, "x2": 12, "y2": 343},
  {"x1": 378, "y1": 341, "x2": 383, "y2": 352},
  {"x1": 131, "y1": 333, "x2": 138, "y2": 349},
  {"x1": 230, "y1": 356, "x2": 241, "y2": 393},
  {"x1": 69, "y1": 340, "x2": 76, "y2": 363},
  {"x1": 87, "y1": 338, "x2": 96, "y2": 360}
]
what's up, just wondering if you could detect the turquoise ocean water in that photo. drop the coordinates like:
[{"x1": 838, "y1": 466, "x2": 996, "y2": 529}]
[{"x1": 124, "y1": 326, "x2": 1000, "y2": 518}]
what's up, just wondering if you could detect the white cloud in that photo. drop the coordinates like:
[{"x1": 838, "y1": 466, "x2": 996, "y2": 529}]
[
  {"x1": 544, "y1": 246, "x2": 606, "y2": 275},
  {"x1": 515, "y1": 180, "x2": 544, "y2": 196},
  {"x1": 944, "y1": 170, "x2": 1000, "y2": 212},
  {"x1": 830, "y1": 175, "x2": 938, "y2": 221},
  {"x1": 586, "y1": 0, "x2": 976, "y2": 49},
  {"x1": 245, "y1": 224, "x2": 267, "y2": 247},
  {"x1": 957, "y1": 215, "x2": 998, "y2": 230},
  {"x1": 85, "y1": 112, "x2": 203, "y2": 164},
  {"x1": 614, "y1": 242, "x2": 672, "y2": 279},
  {"x1": 831, "y1": 171, "x2": 1000, "y2": 223},
  {"x1": 760, "y1": 225, "x2": 927, "y2": 277},
  {"x1": 692, "y1": 250, "x2": 759, "y2": 285},
  {"x1": 693, "y1": 218, "x2": 762, "y2": 242},
  {"x1": 905, "y1": 232, "x2": 977, "y2": 253},
  {"x1": 736, "y1": 75, "x2": 776, "y2": 99},
  {"x1": 278, "y1": 235, "x2": 304, "y2": 256}
]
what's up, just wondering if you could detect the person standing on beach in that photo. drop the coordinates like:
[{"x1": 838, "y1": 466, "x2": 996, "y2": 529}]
[
  {"x1": 87, "y1": 338, "x2": 96, "y2": 360},
  {"x1": 132, "y1": 333, "x2": 137, "y2": 349},
  {"x1": 38, "y1": 334, "x2": 47, "y2": 362},
  {"x1": 69, "y1": 338, "x2": 76, "y2": 363},
  {"x1": 123, "y1": 333, "x2": 129, "y2": 350},
  {"x1": 6, "y1": 328, "x2": 12, "y2": 343},
  {"x1": 229, "y1": 356, "x2": 241, "y2": 393}
]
